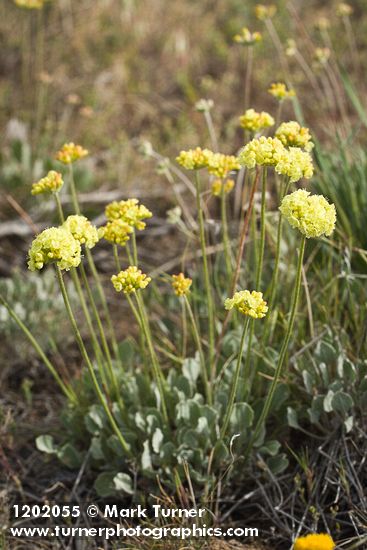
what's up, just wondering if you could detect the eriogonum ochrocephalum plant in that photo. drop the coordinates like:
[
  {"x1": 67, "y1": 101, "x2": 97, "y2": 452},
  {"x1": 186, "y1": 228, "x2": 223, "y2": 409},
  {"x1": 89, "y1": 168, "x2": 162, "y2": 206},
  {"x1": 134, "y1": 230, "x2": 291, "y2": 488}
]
[
  {"x1": 28, "y1": 227, "x2": 81, "y2": 271},
  {"x1": 62, "y1": 216, "x2": 99, "y2": 249},
  {"x1": 31, "y1": 171, "x2": 64, "y2": 195},
  {"x1": 111, "y1": 266, "x2": 151, "y2": 294},
  {"x1": 225, "y1": 290, "x2": 268, "y2": 319},
  {"x1": 172, "y1": 273, "x2": 192, "y2": 297},
  {"x1": 56, "y1": 143, "x2": 88, "y2": 164},
  {"x1": 275, "y1": 121, "x2": 314, "y2": 152},
  {"x1": 280, "y1": 189, "x2": 336, "y2": 238},
  {"x1": 239, "y1": 109, "x2": 274, "y2": 133}
]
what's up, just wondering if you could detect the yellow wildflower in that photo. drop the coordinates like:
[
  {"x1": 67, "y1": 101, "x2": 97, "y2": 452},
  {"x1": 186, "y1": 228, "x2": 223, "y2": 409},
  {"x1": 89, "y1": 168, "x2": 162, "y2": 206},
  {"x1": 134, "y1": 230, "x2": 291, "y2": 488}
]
[
  {"x1": 56, "y1": 142, "x2": 88, "y2": 164},
  {"x1": 111, "y1": 266, "x2": 151, "y2": 294},
  {"x1": 275, "y1": 147, "x2": 314, "y2": 182},
  {"x1": 207, "y1": 153, "x2": 240, "y2": 179},
  {"x1": 62, "y1": 215, "x2": 99, "y2": 249},
  {"x1": 172, "y1": 273, "x2": 192, "y2": 297},
  {"x1": 176, "y1": 147, "x2": 214, "y2": 170},
  {"x1": 211, "y1": 179, "x2": 235, "y2": 197},
  {"x1": 105, "y1": 199, "x2": 152, "y2": 231},
  {"x1": 337, "y1": 3, "x2": 353, "y2": 16},
  {"x1": 31, "y1": 171, "x2": 64, "y2": 195},
  {"x1": 195, "y1": 99, "x2": 214, "y2": 112},
  {"x1": 314, "y1": 47, "x2": 331, "y2": 65},
  {"x1": 285, "y1": 39, "x2": 297, "y2": 57},
  {"x1": 255, "y1": 4, "x2": 277, "y2": 20},
  {"x1": 316, "y1": 17, "x2": 331, "y2": 31},
  {"x1": 99, "y1": 219, "x2": 133, "y2": 246},
  {"x1": 238, "y1": 136, "x2": 285, "y2": 169},
  {"x1": 233, "y1": 27, "x2": 262, "y2": 46},
  {"x1": 239, "y1": 109, "x2": 274, "y2": 133},
  {"x1": 280, "y1": 189, "x2": 336, "y2": 238},
  {"x1": 14, "y1": 0, "x2": 44, "y2": 8},
  {"x1": 268, "y1": 82, "x2": 296, "y2": 101},
  {"x1": 294, "y1": 533, "x2": 335, "y2": 550},
  {"x1": 275, "y1": 121, "x2": 314, "y2": 152},
  {"x1": 28, "y1": 227, "x2": 81, "y2": 271},
  {"x1": 224, "y1": 290, "x2": 268, "y2": 319}
]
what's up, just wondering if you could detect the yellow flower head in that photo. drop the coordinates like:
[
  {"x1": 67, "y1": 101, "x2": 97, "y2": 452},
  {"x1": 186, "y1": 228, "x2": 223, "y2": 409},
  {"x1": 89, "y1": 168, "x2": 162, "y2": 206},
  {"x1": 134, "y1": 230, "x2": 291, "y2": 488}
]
[
  {"x1": 337, "y1": 3, "x2": 353, "y2": 16},
  {"x1": 56, "y1": 142, "x2": 88, "y2": 164},
  {"x1": 233, "y1": 27, "x2": 262, "y2": 46},
  {"x1": 172, "y1": 273, "x2": 192, "y2": 297},
  {"x1": 286, "y1": 39, "x2": 297, "y2": 57},
  {"x1": 275, "y1": 147, "x2": 314, "y2": 183},
  {"x1": 316, "y1": 17, "x2": 331, "y2": 31},
  {"x1": 14, "y1": 0, "x2": 44, "y2": 8},
  {"x1": 275, "y1": 121, "x2": 314, "y2": 152},
  {"x1": 224, "y1": 290, "x2": 268, "y2": 319},
  {"x1": 62, "y1": 215, "x2": 99, "y2": 249},
  {"x1": 314, "y1": 47, "x2": 331, "y2": 65},
  {"x1": 28, "y1": 227, "x2": 81, "y2": 271},
  {"x1": 195, "y1": 99, "x2": 214, "y2": 112},
  {"x1": 268, "y1": 82, "x2": 296, "y2": 101},
  {"x1": 111, "y1": 266, "x2": 151, "y2": 294},
  {"x1": 31, "y1": 171, "x2": 64, "y2": 195},
  {"x1": 98, "y1": 219, "x2": 133, "y2": 246},
  {"x1": 238, "y1": 136, "x2": 285, "y2": 169},
  {"x1": 176, "y1": 147, "x2": 214, "y2": 170},
  {"x1": 239, "y1": 109, "x2": 275, "y2": 133},
  {"x1": 280, "y1": 189, "x2": 336, "y2": 238},
  {"x1": 294, "y1": 533, "x2": 335, "y2": 550},
  {"x1": 207, "y1": 153, "x2": 240, "y2": 179},
  {"x1": 105, "y1": 198, "x2": 152, "y2": 231},
  {"x1": 255, "y1": 4, "x2": 277, "y2": 20},
  {"x1": 211, "y1": 178, "x2": 235, "y2": 197}
]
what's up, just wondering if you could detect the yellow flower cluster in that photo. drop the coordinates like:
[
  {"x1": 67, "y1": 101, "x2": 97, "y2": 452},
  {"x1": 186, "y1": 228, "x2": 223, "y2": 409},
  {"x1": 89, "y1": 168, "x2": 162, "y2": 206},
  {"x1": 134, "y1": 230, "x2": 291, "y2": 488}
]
[
  {"x1": 314, "y1": 47, "x2": 331, "y2": 65},
  {"x1": 172, "y1": 273, "x2": 192, "y2": 296},
  {"x1": 268, "y1": 82, "x2": 296, "y2": 101},
  {"x1": 14, "y1": 0, "x2": 44, "y2": 8},
  {"x1": 111, "y1": 266, "x2": 151, "y2": 294},
  {"x1": 239, "y1": 109, "x2": 274, "y2": 133},
  {"x1": 233, "y1": 27, "x2": 262, "y2": 45},
  {"x1": 238, "y1": 136, "x2": 284, "y2": 169},
  {"x1": 31, "y1": 171, "x2": 64, "y2": 195},
  {"x1": 294, "y1": 533, "x2": 335, "y2": 550},
  {"x1": 275, "y1": 147, "x2": 314, "y2": 182},
  {"x1": 195, "y1": 99, "x2": 214, "y2": 112},
  {"x1": 176, "y1": 147, "x2": 213, "y2": 170},
  {"x1": 337, "y1": 3, "x2": 353, "y2": 16},
  {"x1": 275, "y1": 121, "x2": 314, "y2": 152},
  {"x1": 207, "y1": 153, "x2": 240, "y2": 179},
  {"x1": 98, "y1": 219, "x2": 133, "y2": 246},
  {"x1": 224, "y1": 290, "x2": 268, "y2": 319},
  {"x1": 105, "y1": 199, "x2": 152, "y2": 231},
  {"x1": 28, "y1": 227, "x2": 81, "y2": 271},
  {"x1": 63, "y1": 215, "x2": 99, "y2": 249},
  {"x1": 56, "y1": 143, "x2": 88, "y2": 164},
  {"x1": 280, "y1": 189, "x2": 336, "y2": 238},
  {"x1": 255, "y1": 4, "x2": 277, "y2": 20},
  {"x1": 211, "y1": 179, "x2": 235, "y2": 197}
]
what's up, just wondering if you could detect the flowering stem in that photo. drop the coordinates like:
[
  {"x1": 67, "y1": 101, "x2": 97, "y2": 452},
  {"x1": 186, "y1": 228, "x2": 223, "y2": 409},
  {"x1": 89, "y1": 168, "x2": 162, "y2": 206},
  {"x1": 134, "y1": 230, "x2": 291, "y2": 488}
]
[
  {"x1": 181, "y1": 298, "x2": 187, "y2": 358},
  {"x1": 55, "y1": 266, "x2": 131, "y2": 456},
  {"x1": 243, "y1": 235, "x2": 306, "y2": 461},
  {"x1": 54, "y1": 193, "x2": 65, "y2": 223},
  {"x1": 67, "y1": 164, "x2": 120, "y2": 361},
  {"x1": 113, "y1": 245, "x2": 121, "y2": 271},
  {"x1": 132, "y1": 230, "x2": 138, "y2": 266},
  {"x1": 220, "y1": 183, "x2": 232, "y2": 279},
  {"x1": 194, "y1": 171, "x2": 215, "y2": 374},
  {"x1": 220, "y1": 317, "x2": 250, "y2": 438},
  {"x1": 203, "y1": 110, "x2": 219, "y2": 152},
  {"x1": 0, "y1": 293, "x2": 77, "y2": 405},
  {"x1": 256, "y1": 168, "x2": 267, "y2": 289},
  {"x1": 135, "y1": 292, "x2": 169, "y2": 423},
  {"x1": 184, "y1": 296, "x2": 212, "y2": 405}
]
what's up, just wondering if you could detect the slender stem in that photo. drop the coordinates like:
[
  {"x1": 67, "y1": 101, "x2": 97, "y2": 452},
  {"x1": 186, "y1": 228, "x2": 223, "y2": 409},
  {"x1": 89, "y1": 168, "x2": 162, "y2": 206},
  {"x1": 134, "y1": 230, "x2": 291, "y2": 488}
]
[
  {"x1": 67, "y1": 164, "x2": 120, "y2": 359},
  {"x1": 55, "y1": 267, "x2": 131, "y2": 455},
  {"x1": 0, "y1": 294, "x2": 77, "y2": 404},
  {"x1": 220, "y1": 183, "x2": 232, "y2": 279},
  {"x1": 220, "y1": 317, "x2": 250, "y2": 438},
  {"x1": 135, "y1": 292, "x2": 169, "y2": 423},
  {"x1": 79, "y1": 261, "x2": 122, "y2": 405},
  {"x1": 131, "y1": 230, "x2": 138, "y2": 266},
  {"x1": 54, "y1": 193, "x2": 65, "y2": 223},
  {"x1": 244, "y1": 235, "x2": 306, "y2": 460},
  {"x1": 194, "y1": 171, "x2": 215, "y2": 373},
  {"x1": 184, "y1": 296, "x2": 211, "y2": 404},
  {"x1": 181, "y1": 298, "x2": 187, "y2": 358},
  {"x1": 113, "y1": 244, "x2": 121, "y2": 271},
  {"x1": 203, "y1": 110, "x2": 219, "y2": 152},
  {"x1": 256, "y1": 168, "x2": 267, "y2": 289}
]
